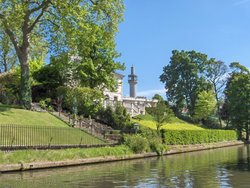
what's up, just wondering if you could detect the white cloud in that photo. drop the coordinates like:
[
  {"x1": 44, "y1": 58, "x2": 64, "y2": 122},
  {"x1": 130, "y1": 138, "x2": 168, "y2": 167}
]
[
  {"x1": 137, "y1": 88, "x2": 166, "y2": 98},
  {"x1": 233, "y1": 0, "x2": 250, "y2": 6}
]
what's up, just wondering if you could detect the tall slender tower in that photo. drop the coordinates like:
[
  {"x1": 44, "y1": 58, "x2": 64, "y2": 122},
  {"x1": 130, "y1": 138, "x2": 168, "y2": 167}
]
[{"x1": 128, "y1": 65, "x2": 138, "y2": 98}]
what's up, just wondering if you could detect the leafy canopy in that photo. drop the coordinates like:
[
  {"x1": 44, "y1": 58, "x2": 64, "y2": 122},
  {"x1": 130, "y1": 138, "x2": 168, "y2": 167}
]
[{"x1": 160, "y1": 50, "x2": 211, "y2": 116}]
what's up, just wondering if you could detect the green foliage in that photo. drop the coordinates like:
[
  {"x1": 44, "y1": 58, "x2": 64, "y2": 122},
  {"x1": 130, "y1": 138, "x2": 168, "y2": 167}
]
[
  {"x1": 133, "y1": 114, "x2": 204, "y2": 130},
  {"x1": 162, "y1": 129, "x2": 237, "y2": 145},
  {"x1": 204, "y1": 60, "x2": 228, "y2": 127},
  {"x1": 125, "y1": 127, "x2": 168, "y2": 155},
  {"x1": 57, "y1": 86, "x2": 103, "y2": 117},
  {"x1": 146, "y1": 101, "x2": 174, "y2": 132},
  {"x1": 123, "y1": 134, "x2": 150, "y2": 153},
  {"x1": 39, "y1": 98, "x2": 52, "y2": 110},
  {"x1": 194, "y1": 90, "x2": 216, "y2": 121},
  {"x1": 160, "y1": 50, "x2": 212, "y2": 116},
  {"x1": 152, "y1": 94, "x2": 164, "y2": 102},
  {"x1": 0, "y1": 0, "x2": 124, "y2": 109},
  {"x1": 0, "y1": 145, "x2": 132, "y2": 165},
  {"x1": 0, "y1": 71, "x2": 19, "y2": 104},
  {"x1": 96, "y1": 103, "x2": 132, "y2": 131},
  {"x1": 0, "y1": 30, "x2": 17, "y2": 72},
  {"x1": 224, "y1": 63, "x2": 250, "y2": 140},
  {"x1": 149, "y1": 137, "x2": 168, "y2": 156}
]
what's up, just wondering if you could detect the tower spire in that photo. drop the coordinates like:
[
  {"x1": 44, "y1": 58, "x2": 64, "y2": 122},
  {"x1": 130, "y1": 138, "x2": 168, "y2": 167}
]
[{"x1": 128, "y1": 65, "x2": 138, "y2": 98}]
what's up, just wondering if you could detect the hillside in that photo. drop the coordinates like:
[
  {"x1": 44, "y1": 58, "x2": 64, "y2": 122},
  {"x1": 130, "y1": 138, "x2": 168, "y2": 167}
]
[
  {"x1": 0, "y1": 105, "x2": 105, "y2": 146},
  {"x1": 133, "y1": 114, "x2": 204, "y2": 130},
  {"x1": 0, "y1": 105, "x2": 68, "y2": 127}
]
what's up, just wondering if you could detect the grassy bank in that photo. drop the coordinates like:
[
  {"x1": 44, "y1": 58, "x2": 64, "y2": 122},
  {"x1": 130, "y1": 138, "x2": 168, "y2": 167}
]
[
  {"x1": 0, "y1": 146, "x2": 133, "y2": 165},
  {"x1": 0, "y1": 105, "x2": 68, "y2": 127},
  {"x1": 0, "y1": 141, "x2": 244, "y2": 172},
  {"x1": 0, "y1": 105, "x2": 105, "y2": 145},
  {"x1": 134, "y1": 114, "x2": 237, "y2": 145},
  {"x1": 133, "y1": 114, "x2": 204, "y2": 130}
]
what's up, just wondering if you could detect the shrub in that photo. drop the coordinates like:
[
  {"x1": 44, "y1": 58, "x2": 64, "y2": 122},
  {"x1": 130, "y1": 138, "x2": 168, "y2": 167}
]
[
  {"x1": 138, "y1": 126, "x2": 159, "y2": 139},
  {"x1": 57, "y1": 86, "x2": 103, "y2": 117},
  {"x1": 123, "y1": 134, "x2": 149, "y2": 153},
  {"x1": 149, "y1": 137, "x2": 168, "y2": 156},
  {"x1": 162, "y1": 129, "x2": 237, "y2": 145},
  {"x1": 0, "y1": 71, "x2": 19, "y2": 105},
  {"x1": 39, "y1": 98, "x2": 52, "y2": 110},
  {"x1": 39, "y1": 100, "x2": 47, "y2": 109},
  {"x1": 96, "y1": 104, "x2": 133, "y2": 132}
]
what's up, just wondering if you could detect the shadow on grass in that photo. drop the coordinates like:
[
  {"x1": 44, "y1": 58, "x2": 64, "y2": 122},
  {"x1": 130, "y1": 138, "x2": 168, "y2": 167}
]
[{"x1": 0, "y1": 105, "x2": 13, "y2": 115}]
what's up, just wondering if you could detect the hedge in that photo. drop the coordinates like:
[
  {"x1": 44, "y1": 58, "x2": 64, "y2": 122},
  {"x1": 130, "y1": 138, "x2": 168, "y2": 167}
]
[{"x1": 162, "y1": 130, "x2": 237, "y2": 145}]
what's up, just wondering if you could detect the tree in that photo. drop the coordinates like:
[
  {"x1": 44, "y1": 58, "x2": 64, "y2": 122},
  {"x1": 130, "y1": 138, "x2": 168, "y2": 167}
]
[
  {"x1": 95, "y1": 103, "x2": 132, "y2": 131},
  {"x1": 204, "y1": 59, "x2": 228, "y2": 127},
  {"x1": 224, "y1": 63, "x2": 250, "y2": 140},
  {"x1": 147, "y1": 101, "x2": 173, "y2": 133},
  {"x1": 160, "y1": 50, "x2": 211, "y2": 116},
  {"x1": 0, "y1": 0, "x2": 124, "y2": 109},
  {"x1": 152, "y1": 94, "x2": 164, "y2": 102},
  {"x1": 57, "y1": 86, "x2": 103, "y2": 118},
  {"x1": 194, "y1": 90, "x2": 216, "y2": 122},
  {"x1": 0, "y1": 30, "x2": 17, "y2": 73}
]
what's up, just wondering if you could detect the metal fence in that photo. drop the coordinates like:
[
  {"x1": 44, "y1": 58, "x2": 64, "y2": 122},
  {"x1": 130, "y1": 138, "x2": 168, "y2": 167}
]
[{"x1": 0, "y1": 124, "x2": 114, "y2": 150}]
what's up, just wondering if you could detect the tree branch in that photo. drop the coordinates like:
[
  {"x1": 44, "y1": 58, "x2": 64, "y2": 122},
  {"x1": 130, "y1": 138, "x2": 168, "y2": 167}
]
[
  {"x1": 29, "y1": 0, "x2": 51, "y2": 14},
  {"x1": 4, "y1": 28, "x2": 20, "y2": 56},
  {"x1": 28, "y1": 1, "x2": 51, "y2": 33}
]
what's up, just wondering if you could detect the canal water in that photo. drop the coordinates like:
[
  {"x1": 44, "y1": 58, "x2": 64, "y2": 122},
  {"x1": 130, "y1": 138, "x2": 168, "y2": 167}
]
[{"x1": 0, "y1": 145, "x2": 249, "y2": 188}]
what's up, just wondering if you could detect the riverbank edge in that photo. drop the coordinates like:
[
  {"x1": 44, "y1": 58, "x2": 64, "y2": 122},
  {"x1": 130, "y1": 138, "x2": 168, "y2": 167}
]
[{"x1": 0, "y1": 140, "x2": 244, "y2": 173}]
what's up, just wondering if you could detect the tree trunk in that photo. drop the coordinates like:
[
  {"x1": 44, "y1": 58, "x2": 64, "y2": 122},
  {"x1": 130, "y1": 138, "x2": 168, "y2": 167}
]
[
  {"x1": 214, "y1": 86, "x2": 222, "y2": 128},
  {"x1": 246, "y1": 124, "x2": 249, "y2": 142},
  {"x1": 3, "y1": 53, "x2": 8, "y2": 72},
  {"x1": 18, "y1": 48, "x2": 31, "y2": 109}
]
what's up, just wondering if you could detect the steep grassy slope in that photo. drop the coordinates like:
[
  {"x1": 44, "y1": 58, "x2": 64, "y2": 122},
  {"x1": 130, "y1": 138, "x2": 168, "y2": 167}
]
[
  {"x1": 0, "y1": 105, "x2": 68, "y2": 127},
  {"x1": 0, "y1": 105, "x2": 105, "y2": 145}
]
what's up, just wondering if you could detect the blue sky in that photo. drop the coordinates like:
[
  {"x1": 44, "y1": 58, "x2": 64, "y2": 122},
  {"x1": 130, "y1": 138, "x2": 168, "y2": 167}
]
[{"x1": 115, "y1": 0, "x2": 250, "y2": 98}]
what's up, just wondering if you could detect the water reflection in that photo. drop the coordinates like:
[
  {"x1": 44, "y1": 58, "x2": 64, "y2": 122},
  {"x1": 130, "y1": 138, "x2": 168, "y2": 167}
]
[{"x1": 0, "y1": 145, "x2": 249, "y2": 188}]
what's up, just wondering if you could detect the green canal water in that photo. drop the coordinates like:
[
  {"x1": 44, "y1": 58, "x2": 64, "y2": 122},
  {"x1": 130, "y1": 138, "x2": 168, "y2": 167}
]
[{"x1": 0, "y1": 145, "x2": 250, "y2": 188}]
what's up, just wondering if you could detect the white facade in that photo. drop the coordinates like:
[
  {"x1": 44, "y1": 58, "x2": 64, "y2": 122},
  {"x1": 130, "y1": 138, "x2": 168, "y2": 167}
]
[
  {"x1": 103, "y1": 73, "x2": 124, "y2": 102},
  {"x1": 104, "y1": 69, "x2": 158, "y2": 117}
]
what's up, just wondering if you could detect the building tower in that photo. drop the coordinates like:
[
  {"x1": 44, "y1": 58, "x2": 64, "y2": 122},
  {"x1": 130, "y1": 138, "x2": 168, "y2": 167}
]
[{"x1": 128, "y1": 65, "x2": 138, "y2": 98}]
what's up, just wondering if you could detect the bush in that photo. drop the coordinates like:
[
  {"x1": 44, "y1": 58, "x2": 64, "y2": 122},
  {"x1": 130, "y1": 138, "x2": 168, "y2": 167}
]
[
  {"x1": 138, "y1": 126, "x2": 159, "y2": 139},
  {"x1": 39, "y1": 98, "x2": 52, "y2": 110},
  {"x1": 123, "y1": 134, "x2": 149, "y2": 153},
  {"x1": 96, "y1": 104, "x2": 133, "y2": 132},
  {"x1": 149, "y1": 137, "x2": 168, "y2": 156},
  {"x1": 162, "y1": 129, "x2": 237, "y2": 145},
  {"x1": 57, "y1": 86, "x2": 103, "y2": 117},
  {"x1": 203, "y1": 116, "x2": 221, "y2": 129},
  {"x1": 0, "y1": 71, "x2": 19, "y2": 105}
]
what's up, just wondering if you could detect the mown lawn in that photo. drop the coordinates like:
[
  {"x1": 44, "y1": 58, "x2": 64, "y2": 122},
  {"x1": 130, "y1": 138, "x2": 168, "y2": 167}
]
[
  {"x1": 0, "y1": 105, "x2": 105, "y2": 145},
  {"x1": 133, "y1": 114, "x2": 204, "y2": 130},
  {"x1": 0, "y1": 105, "x2": 68, "y2": 127}
]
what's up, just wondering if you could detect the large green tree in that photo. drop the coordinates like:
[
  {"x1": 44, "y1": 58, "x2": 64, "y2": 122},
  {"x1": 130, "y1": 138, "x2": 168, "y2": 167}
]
[
  {"x1": 204, "y1": 59, "x2": 228, "y2": 127},
  {"x1": 160, "y1": 50, "x2": 211, "y2": 117},
  {"x1": 224, "y1": 63, "x2": 250, "y2": 140},
  {"x1": 0, "y1": 0, "x2": 124, "y2": 109}
]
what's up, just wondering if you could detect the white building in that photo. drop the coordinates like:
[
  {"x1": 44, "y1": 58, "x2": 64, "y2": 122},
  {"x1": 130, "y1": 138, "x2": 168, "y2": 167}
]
[{"x1": 104, "y1": 66, "x2": 158, "y2": 117}]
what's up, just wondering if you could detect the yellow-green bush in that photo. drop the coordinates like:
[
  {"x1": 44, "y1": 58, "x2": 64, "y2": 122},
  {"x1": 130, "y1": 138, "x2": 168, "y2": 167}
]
[{"x1": 162, "y1": 130, "x2": 237, "y2": 145}]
